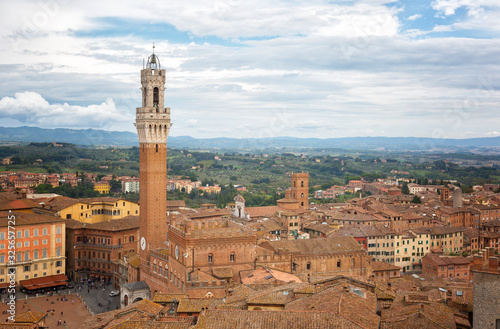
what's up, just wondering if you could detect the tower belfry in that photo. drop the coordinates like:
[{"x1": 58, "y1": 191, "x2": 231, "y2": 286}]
[{"x1": 135, "y1": 46, "x2": 171, "y2": 277}]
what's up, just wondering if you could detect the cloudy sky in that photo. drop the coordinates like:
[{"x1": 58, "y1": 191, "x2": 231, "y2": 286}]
[{"x1": 0, "y1": 0, "x2": 499, "y2": 139}]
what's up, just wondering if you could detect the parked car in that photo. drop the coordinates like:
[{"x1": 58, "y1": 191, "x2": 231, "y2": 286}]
[{"x1": 109, "y1": 290, "x2": 120, "y2": 297}]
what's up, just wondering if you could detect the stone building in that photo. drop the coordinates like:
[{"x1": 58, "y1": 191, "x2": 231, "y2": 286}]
[
  {"x1": 255, "y1": 237, "x2": 371, "y2": 281},
  {"x1": 65, "y1": 216, "x2": 139, "y2": 285}
]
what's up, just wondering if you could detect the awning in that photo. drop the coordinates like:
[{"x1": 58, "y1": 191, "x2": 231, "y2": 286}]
[{"x1": 20, "y1": 274, "x2": 69, "y2": 291}]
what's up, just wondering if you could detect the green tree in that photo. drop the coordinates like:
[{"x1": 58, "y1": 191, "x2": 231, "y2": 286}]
[
  {"x1": 401, "y1": 182, "x2": 410, "y2": 195},
  {"x1": 411, "y1": 195, "x2": 422, "y2": 204}
]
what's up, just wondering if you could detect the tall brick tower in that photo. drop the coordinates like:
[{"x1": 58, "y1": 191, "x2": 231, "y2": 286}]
[
  {"x1": 291, "y1": 172, "x2": 309, "y2": 210},
  {"x1": 135, "y1": 47, "x2": 171, "y2": 278}
]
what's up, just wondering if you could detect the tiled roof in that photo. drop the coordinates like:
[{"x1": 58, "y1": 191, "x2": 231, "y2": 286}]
[
  {"x1": 410, "y1": 226, "x2": 463, "y2": 235},
  {"x1": 371, "y1": 261, "x2": 401, "y2": 272},
  {"x1": 14, "y1": 311, "x2": 46, "y2": 323},
  {"x1": 212, "y1": 267, "x2": 233, "y2": 279},
  {"x1": 108, "y1": 321, "x2": 190, "y2": 329},
  {"x1": 86, "y1": 216, "x2": 139, "y2": 231},
  {"x1": 304, "y1": 223, "x2": 338, "y2": 235},
  {"x1": 284, "y1": 284, "x2": 379, "y2": 329},
  {"x1": 423, "y1": 253, "x2": 471, "y2": 266},
  {"x1": 0, "y1": 198, "x2": 39, "y2": 211},
  {"x1": 125, "y1": 252, "x2": 140, "y2": 268},
  {"x1": 223, "y1": 285, "x2": 256, "y2": 307},
  {"x1": 241, "y1": 267, "x2": 302, "y2": 285},
  {"x1": 176, "y1": 298, "x2": 224, "y2": 313},
  {"x1": 261, "y1": 236, "x2": 363, "y2": 255},
  {"x1": 246, "y1": 282, "x2": 305, "y2": 306},
  {"x1": 246, "y1": 206, "x2": 284, "y2": 218},
  {"x1": 82, "y1": 299, "x2": 165, "y2": 329},
  {"x1": 381, "y1": 302, "x2": 456, "y2": 329},
  {"x1": 66, "y1": 216, "x2": 139, "y2": 231},
  {"x1": 152, "y1": 293, "x2": 188, "y2": 303},
  {"x1": 193, "y1": 309, "x2": 365, "y2": 329},
  {"x1": 0, "y1": 211, "x2": 64, "y2": 227}
]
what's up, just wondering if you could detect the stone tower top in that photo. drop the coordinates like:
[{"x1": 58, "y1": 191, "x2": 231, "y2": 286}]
[{"x1": 135, "y1": 47, "x2": 172, "y2": 144}]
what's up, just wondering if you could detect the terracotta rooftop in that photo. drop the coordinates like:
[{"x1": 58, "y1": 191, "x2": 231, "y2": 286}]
[
  {"x1": 152, "y1": 293, "x2": 188, "y2": 304},
  {"x1": 381, "y1": 301, "x2": 456, "y2": 329},
  {"x1": 410, "y1": 226, "x2": 464, "y2": 235},
  {"x1": 285, "y1": 284, "x2": 379, "y2": 329},
  {"x1": 241, "y1": 267, "x2": 302, "y2": 285},
  {"x1": 82, "y1": 299, "x2": 165, "y2": 329},
  {"x1": 423, "y1": 253, "x2": 471, "y2": 266},
  {"x1": 176, "y1": 298, "x2": 224, "y2": 313},
  {"x1": 371, "y1": 261, "x2": 401, "y2": 272},
  {"x1": 246, "y1": 206, "x2": 284, "y2": 218},
  {"x1": 260, "y1": 236, "x2": 363, "y2": 255},
  {"x1": 14, "y1": 311, "x2": 46, "y2": 323},
  {"x1": 0, "y1": 198, "x2": 39, "y2": 211},
  {"x1": 0, "y1": 211, "x2": 64, "y2": 227},
  {"x1": 65, "y1": 216, "x2": 139, "y2": 231},
  {"x1": 193, "y1": 309, "x2": 366, "y2": 329}
]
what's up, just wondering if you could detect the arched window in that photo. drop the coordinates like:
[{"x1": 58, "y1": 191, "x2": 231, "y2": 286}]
[
  {"x1": 153, "y1": 87, "x2": 159, "y2": 109},
  {"x1": 293, "y1": 181, "x2": 296, "y2": 187},
  {"x1": 156, "y1": 144, "x2": 158, "y2": 153},
  {"x1": 230, "y1": 252, "x2": 235, "y2": 262},
  {"x1": 208, "y1": 253, "x2": 213, "y2": 264},
  {"x1": 301, "y1": 193, "x2": 304, "y2": 198},
  {"x1": 301, "y1": 181, "x2": 304, "y2": 187}
]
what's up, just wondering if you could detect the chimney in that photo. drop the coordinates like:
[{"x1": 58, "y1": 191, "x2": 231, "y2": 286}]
[
  {"x1": 489, "y1": 257, "x2": 499, "y2": 272},
  {"x1": 473, "y1": 255, "x2": 483, "y2": 271},
  {"x1": 487, "y1": 247, "x2": 495, "y2": 257},
  {"x1": 482, "y1": 249, "x2": 488, "y2": 263}
]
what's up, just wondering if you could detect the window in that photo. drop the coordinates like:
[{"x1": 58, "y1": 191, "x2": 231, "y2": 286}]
[
  {"x1": 24, "y1": 252, "x2": 29, "y2": 261},
  {"x1": 34, "y1": 241, "x2": 38, "y2": 246},
  {"x1": 24, "y1": 242, "x2": 29, "y2": 247},
  {"x1": 17, "y1": 253, "x2": 21, "y2": 262},
  {"x1": 43, "y1": 228, "x2": 47, "y2": 235},
  {"x1": 17, "y1": 231, "x2": 21, "y2": 238},
  {"x1": 42, "y1": 239, "x2": 47, "y2": 245},
  {"x1": 56, "y1": 227, "x2": 61, "y2": 234},
  {"x1": 129, "y1": 236, "x2": 134, "y2": 242},
  {"x1": 0, "y1": 233, "x2": 4, "y2": 240},
  {"x1": 56, "y1": 249, "x2": 61, "y2": 256},
  {"x1": 56, "y1": 261, "x2": 62, "y2": 267},
  {"x1": 0, "y1": 255, "x2": 4, "y2": 263},
  {"x1": 33, "y1": 251, "x2": 38, "y2": 259},
  {"x1": 208, "y1": 254, "x2": 213, "y2": 263},
  {"x1": 230, "y1": 252, "x2": 235, "y2": 262},
  {"x1": 24, "y1": 229, "x2": 29, "y2": 238},
  {"x1": 42, "y1": 250, "x2": 47, "y2": 258},
  {"x1": 307, "y1": 262, "x2": 311, "y2": 270},
  {"x1": 24, "y1": 265, "x2": 30, "y2": 272},
  {"x1": 56, "y1": 238, "x2": 61, "y2": 243},
  {"x1": 337, "y1": 260, "x2": 341, "y2": 268}
]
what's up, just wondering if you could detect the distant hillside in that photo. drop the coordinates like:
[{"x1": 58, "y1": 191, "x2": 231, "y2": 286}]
[{"x1": 1, "y1": 126, "x2": 500, "y2": 151}]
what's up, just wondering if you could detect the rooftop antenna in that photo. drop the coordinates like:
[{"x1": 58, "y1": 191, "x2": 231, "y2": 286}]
[{"x1": 152, "y1": 42, "x2": 155, "y2": 54}]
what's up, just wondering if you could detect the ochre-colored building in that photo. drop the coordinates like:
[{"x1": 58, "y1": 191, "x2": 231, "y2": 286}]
[
  {"x1": 37, "y1": 196, "x2": 139, "y2": 224},
  {"x1": 0, "y1": 211, "x2": 66, "y2": 285}
]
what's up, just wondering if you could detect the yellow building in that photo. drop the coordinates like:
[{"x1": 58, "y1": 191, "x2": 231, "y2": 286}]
[
  {"x1": 38, "y1": 196, "x2": 140, "y2": 224},
  {"x1": 94, "y1": 182, "x2": 110, "y2": 194},
  {"x1": 0, "y1": 212, "x2": 66, "y2": 285}
]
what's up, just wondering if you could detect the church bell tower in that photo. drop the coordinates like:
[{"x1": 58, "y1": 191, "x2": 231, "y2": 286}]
[{"x1": 135, "y1": 46, "x2": 171, "y2": 276}]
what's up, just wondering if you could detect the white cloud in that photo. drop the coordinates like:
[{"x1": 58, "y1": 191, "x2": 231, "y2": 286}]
[
  {"x1": 407, "y1": 14, "x2": 422, "y2": 21},
  {"x1": 0, "y1": 92, "x2": 132, "y2": 130}
]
